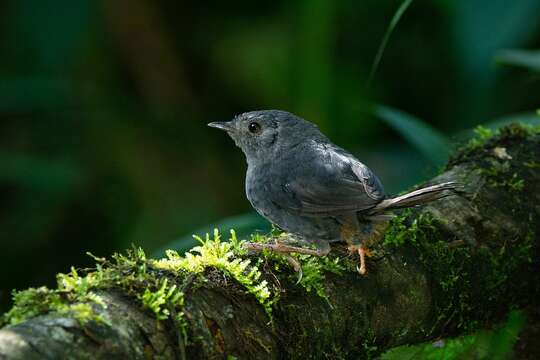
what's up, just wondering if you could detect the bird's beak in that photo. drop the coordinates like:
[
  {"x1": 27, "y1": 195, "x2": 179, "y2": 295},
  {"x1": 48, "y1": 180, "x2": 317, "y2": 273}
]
[{"x1": 208, "y1": 121, "x2": 234, "y2": 132}]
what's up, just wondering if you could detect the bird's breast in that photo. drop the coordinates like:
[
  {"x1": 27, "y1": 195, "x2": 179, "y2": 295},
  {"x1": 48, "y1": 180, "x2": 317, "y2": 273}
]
[
  {"x1": 245, "y1": 163, "x2": 343, "y2": 242},
  {"x1": 245, "y1": 165, "x2": 281, "y2": 219}
]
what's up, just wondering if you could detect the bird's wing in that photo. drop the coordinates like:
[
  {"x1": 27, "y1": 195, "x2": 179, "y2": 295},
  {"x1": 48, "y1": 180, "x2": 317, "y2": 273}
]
[{"x1": 274, "y1": 144, "x2": 385, "y2": 216}]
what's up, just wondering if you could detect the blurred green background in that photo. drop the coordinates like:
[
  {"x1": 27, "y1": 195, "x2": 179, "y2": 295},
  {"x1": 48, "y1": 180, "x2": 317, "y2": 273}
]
[{"x1": 1, "y1": 0, "x2": 539, "y2": 314}]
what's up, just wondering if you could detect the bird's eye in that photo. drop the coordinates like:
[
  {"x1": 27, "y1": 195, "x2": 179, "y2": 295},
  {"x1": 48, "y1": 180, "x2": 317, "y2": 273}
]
[{"x1": 248, "y1": 121, "x2": 262, "y2": 134}]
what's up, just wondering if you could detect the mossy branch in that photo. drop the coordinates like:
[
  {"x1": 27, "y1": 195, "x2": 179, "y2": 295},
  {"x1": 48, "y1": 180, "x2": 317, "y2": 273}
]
[{"x1": 0, "y1": 124, "x2": 539, "y2": 359}]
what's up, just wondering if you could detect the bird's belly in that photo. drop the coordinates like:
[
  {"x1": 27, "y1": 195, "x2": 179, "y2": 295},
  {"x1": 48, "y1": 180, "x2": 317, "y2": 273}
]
[
  {"x1": 281, "y1": 215, "x2": 342, "y2": 242},
  {"x1": 248, "y1": 191, "x2": 340, "y2": 241},
  {"x1": 246, "y1": 168, "x2": 341, "y2": 241}
]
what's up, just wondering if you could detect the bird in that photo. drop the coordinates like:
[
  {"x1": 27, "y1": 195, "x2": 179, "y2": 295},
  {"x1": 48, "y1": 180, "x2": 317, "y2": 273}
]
[{"x1": 208, "y1": 110, "x2": 457, "y2": 276}]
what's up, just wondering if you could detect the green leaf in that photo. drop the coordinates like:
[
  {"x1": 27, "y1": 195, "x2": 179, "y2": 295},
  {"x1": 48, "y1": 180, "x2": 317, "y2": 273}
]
[
  {"x1": 380, "y1": 344, "x2": 424, "y2": 360},
  {"x1": 367, "y1": 0, "x2": 414, "y2": 87},
  {"x1": 374, "y1": 105, "x2": 450, "y2": 165},
  {"x1": 451, "y1": 0, "x2": 540, "y2": 125},
  {"x1": 380, "y1": 310, "x2": 526, "y2": 360},
  {"x1": 495, "y1": 49, "x2": 540, "y2": 72}
]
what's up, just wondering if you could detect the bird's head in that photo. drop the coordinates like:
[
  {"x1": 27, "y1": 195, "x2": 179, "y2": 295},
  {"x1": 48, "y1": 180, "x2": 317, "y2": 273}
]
[{"x1": 208, "y1": 110, "x2": 322, "y2": 163}]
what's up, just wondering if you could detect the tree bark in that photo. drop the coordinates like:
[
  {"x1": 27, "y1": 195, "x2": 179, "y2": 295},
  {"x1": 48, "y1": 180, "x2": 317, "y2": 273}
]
[{"x1": 1, "y1": 125, "x2": 539, "y2": 359}]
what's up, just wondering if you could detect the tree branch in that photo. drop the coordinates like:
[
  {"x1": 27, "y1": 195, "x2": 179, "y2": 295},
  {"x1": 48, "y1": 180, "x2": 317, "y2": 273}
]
[{"x1": 1, "y1": 124, "x2": 539, "y2": 359}]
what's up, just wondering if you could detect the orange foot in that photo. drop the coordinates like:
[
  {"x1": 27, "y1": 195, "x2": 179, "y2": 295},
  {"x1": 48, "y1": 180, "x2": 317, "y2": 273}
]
[{"x1": 347, "y1": 245, "x2": 373, "y2": 275}]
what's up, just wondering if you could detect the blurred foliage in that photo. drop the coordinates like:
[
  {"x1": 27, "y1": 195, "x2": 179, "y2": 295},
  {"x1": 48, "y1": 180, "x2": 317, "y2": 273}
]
[
  {"x1": 0, "y1": 0, "x2": 539, "y2": 321},
  {"x1": 380, "y1": 310, "x2": 526, "y2": 360},
  {"x1": 496, "y1": 49, "x2": 540, "y2": 72},
  {"x1": 374, "y1": 105, "x2": 450, "y2": 166}
]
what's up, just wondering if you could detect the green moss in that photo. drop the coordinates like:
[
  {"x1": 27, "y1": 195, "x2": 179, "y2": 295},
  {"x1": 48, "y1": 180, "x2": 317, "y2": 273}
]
[
  {"x1": 1, "y1": 230, "x2": 280, "y2": 329},
  {"x1": 5, "y1": 227, "x2": 346, "y2": 332},
  {"x1": 248, "y1": 231, "x2": 347, "y2": 303},
  {"x1": 382, "y1": 203, "x2": 536, "y2": 335},
  {"x1": 523, "y1": 160, "x2": 540, "y2": 169},
  {"x1": 480, "y1": 229, "x2": 535, "y2": 304},
  {"x1": 294, "y1": 255, "x2": 344, "y2": 303},
  {"x1": 479, "y1": 159, "x2": 525, "y2": 192},
  {"x1": 140, "y1": 278, "x2": 184, "y2": 320},
  {"x1": 450, "y1": 122, "x2": 540, "y2": 166},
  {"x1": 2, "y1": 287, "x2": 62, "y2": 326},
  {"x1": 152, "y1": 229, "x2": 277, "y2": 317},
  {"x1": 2, "y1": 264, "x2": 110, "y2": 327},
  {"x1": 487, "y1": 169, "x2": 525, "y2": 191},
  {"x1": 383, "y1": 209, "x2": 435, "y2": 247},
  {"x1": 506, "y1": 174, "x2": 525, "y2": 191},
  {"x1": 242, "y1": 229, "x2": 349, "y2": 302},
  {"x1": 498, "y1": 124, "x2": 533, "y2": 139},
  {"x1": 384, "y1": 211, "x2": 475, "y2": 331},
  {"x1": 383, "y1": 211, "x2": 474, "y2": 330},
  {"x1": 448, "y1": 122, "x2": 539, "y2": 192},
  {"x1": 467, "y1": 126, "x2": 495, "y2": 150},
  {"x1": 361, "y1": 328, "x2": 379, "y2": 360}
]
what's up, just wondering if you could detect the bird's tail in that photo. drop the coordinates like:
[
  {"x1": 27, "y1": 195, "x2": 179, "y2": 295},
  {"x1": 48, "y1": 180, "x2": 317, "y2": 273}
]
[{"x1": 370, "y1": 181, "x2": 459, "y2": 214}]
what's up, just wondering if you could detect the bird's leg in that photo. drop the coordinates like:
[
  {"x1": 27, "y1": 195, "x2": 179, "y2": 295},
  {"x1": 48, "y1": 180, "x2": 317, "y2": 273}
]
[
  {"x1": 244, "y1": 232, "x2": 330, "y2": 256},
  {"x1": 283, "y1": 255, "x2": 303, "y2": 284},
  {"x1": 358, "y1": 246, "x2": 367, "y2": 275},
  {"x1": 347, "y1": 244, "x2": 373, "y2": 275},
  {"x1": 243, "y1": 236, "x2": 330, "y2": 284},
  {"x1": 243, "y1": 242, "x2": 329, "y2": 257},
  {"x1": 340, "y1": 214, "x2": 376, "y2": 276}
]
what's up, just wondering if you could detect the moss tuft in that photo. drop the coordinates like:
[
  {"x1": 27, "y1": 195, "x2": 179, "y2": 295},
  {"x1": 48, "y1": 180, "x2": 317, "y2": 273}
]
[
  {"x1": 467, "y1": 126, "x2": 495, "y2": 151},
  {"x1": 383, "y1": 209, "x2": 434, "y2": 247},
  {"x1": 294, "y1": 255, "x2": 345, "y2": 302},
  {"x1": 1, "y1": 230, "x2": 276, "y2": 329},
  {"x1": 152, "y1": 229, "x2": 277, "y2": 317},
  {"x1": 140, "y1": 278, "x2": 184, "y2": 320},
  {"x1": 499, "y1": 122, "x2": 540, "y2": 138},
  {"x1": 2, "y1": 287, "x2": 61, "y2": 326},
  {"x1": 449, "y1": 122, "x2": 540, "y2": 167},
  {"x1": 1, "y1": 227, "x2": 354, "y2": 332},
  {"x1": 382, "y1": 204, "x2": 536, "y2": 334},
  {"x1": 480, "y1": 159, "x2": 525, "y2": 192},
  {"x1": 248, "y1": 231, "x2": 348, "y2": 303}
]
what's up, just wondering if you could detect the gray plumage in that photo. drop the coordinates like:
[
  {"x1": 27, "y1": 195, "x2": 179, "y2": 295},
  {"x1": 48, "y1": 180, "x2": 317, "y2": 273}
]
[{"x1": 209, "y1": 110, "x2": 456, "y2": 253}]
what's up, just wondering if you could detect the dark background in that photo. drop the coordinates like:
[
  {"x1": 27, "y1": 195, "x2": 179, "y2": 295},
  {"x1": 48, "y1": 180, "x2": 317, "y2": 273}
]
[{"x1": 1, "y1": 0, "x2": 539, "y2": 313}]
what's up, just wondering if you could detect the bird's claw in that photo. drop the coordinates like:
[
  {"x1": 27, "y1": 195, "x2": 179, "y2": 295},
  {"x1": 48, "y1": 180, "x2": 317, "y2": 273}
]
[
  {"x1": 348, "y1": 245, "x2": 369, "y2": 276},
  {"x1": 295, "y1": 269, "x2": 303, "y2": 285},
  {"x1": 284, "y1": 254, "x2": 303, "y2": 284}
]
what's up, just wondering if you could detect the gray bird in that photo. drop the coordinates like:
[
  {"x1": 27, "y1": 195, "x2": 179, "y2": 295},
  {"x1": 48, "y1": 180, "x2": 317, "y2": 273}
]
[{"x1": 209, "y1": 110, "x2": 456, "y2": 275}]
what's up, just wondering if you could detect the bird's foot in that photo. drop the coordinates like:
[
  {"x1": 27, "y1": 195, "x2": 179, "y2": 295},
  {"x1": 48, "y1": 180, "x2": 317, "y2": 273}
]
[
  {"x1": 283, "y1": 255, "x2": 303, "y2": 284},
  {"x1": 243, "y1": 242, "x2": 330, "y2": 284},
  {"x1": 347, "y1": 244, "x2": 372, "y2": 275}
]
